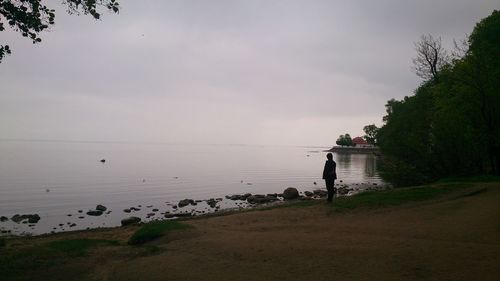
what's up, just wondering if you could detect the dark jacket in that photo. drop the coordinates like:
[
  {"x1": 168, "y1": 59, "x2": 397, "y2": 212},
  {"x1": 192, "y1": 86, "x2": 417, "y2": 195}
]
[{"x1": 322, "y1": 159, "x2": 337, "y2": 180}]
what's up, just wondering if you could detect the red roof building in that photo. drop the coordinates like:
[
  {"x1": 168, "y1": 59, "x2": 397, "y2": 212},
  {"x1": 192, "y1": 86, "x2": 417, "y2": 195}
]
[{"x1": 352, "y1": 137, "x2": 369, "y2": 146}]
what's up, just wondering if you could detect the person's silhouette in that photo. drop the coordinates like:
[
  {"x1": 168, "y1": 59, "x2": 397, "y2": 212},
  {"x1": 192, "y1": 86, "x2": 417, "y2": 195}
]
[{"x1": 322, "y1": 153, "x2": 337, "y2": 202}]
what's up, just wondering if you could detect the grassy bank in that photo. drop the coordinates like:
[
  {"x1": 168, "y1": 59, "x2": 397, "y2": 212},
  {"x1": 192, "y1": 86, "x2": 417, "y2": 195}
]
[
  {"x1": 128, "y1": 221, "x2": 191, "y2": 245},
  {"x1": 331, "y1": 182, "x2": 473, "y2": 212}
]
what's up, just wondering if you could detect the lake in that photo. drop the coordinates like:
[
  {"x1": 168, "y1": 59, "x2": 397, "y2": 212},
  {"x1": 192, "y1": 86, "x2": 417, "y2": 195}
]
[{"x1": 0, "y1": 140, "x2": 383, "y2": 235}]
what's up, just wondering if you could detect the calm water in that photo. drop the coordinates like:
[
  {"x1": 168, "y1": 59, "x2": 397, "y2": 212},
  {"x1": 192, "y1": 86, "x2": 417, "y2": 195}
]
[{"x1": 0, "y1": 141, "x2": 383, "y2": 235}]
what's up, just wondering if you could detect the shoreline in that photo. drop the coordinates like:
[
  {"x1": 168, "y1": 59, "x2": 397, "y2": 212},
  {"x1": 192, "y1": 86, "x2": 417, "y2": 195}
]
[
  {"x1": 327, "y1": 146, "x2": 381, "y2": 153},
  {"x1": 0, "y1": 181, "x2": 390, "y2": 237}
]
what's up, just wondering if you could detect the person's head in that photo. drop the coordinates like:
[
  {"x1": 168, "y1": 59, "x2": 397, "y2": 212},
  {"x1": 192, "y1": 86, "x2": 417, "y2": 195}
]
[{"x1": 326, "y1": 153, "x2": 333, "y2": 160}]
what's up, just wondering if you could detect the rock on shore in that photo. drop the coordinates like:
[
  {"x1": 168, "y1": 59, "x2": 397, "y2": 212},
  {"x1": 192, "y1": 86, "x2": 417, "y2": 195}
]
[
  {"x1": 96, "y1": 205, "x2": 107, "y2": 212},
  {"x1": 121, "y1": 216, "x2": 141, "y2": 226},
  {"x1": 246, "y1": 194, "x2": 278, "y2": 204},
  {"x1": 86, "y1": 210, "x2": 103, "y2": 216},
  {"x1": 11, "y1": 214, "x2": 41, "y2": 224},
  {"x1": 283, "y1": 187, "x2": 299, "y2": 200}
]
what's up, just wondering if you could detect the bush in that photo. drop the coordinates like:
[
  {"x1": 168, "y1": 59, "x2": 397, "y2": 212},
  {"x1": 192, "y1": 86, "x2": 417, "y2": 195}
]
[
  {"x1": 379, "y1": 156, "x2": 432, "y2": 187},
  {"x1": 128, "y1": 221, "x2": 190, "y2": 245}
]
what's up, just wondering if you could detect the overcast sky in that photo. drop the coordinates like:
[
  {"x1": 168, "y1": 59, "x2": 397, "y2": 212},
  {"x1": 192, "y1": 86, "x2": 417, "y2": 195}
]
[{"x1": 1, "y1": 0, "x2": 498, "y2": 146}]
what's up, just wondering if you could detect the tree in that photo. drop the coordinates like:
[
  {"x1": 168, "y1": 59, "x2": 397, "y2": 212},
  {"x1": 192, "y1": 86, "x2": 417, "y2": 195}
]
[
  {"x1": 336, "y1": 134, "x2": 354, "y2": 147},
  {"x1": 378, "y1": 10, "x2": 500, "y2": 186},
  {"x1": 412, "y1": 34, "x2": 450, "y2": 81},
  {"x1": 0, "y1": 0, "x2": 120, "y2": 63},
  {"x1": 362, "y1": 124, "x2": 379, "y2": 145}
]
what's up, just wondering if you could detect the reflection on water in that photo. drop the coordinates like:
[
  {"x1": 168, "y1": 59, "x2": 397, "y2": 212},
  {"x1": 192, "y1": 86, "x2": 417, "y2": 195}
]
[{"x1": 334, "y1": 152, "x2": 380, "y2": 183}]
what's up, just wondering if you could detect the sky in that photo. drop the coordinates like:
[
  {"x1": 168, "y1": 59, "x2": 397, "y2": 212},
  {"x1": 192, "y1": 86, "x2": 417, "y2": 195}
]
[{"x1": 1, "y1": 0, "x2": 498, "y2": 146}]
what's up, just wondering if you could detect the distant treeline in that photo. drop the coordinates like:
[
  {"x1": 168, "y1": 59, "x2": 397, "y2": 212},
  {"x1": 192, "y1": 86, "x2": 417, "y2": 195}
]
[{"x1": 377, "y1": 10, "x2": 500, "y2": 187}]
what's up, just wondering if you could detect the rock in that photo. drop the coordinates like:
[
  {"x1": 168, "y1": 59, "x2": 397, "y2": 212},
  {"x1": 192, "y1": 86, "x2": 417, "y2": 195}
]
[
  {"x1": 11, "y1": 214, "x2": 23, "y2": 223},
  {"x1": 78, "y1": 216, "x2": 85, "y2": 219},
  {"x1": 96, "y1": 204, "x2": 107, "y2": 211},
  {"x1": 206, "y1": 199, "x2": 218, "y2": 208},
  {"x1": 164, "y1": 213, "x2": 176, "y2": 218},
  {"x1": 152, "y1": 208, "x2": 159, "y2": 212},
  {"x1": 178, "y1": 199, "x2": 194, "y2": 208},
  {"x1": 86, "y1": 210, "x2": 103, "y2": 216},
  {"x1": 227, "y1": 193, "x2": 252, "y2": 200},
  {"x1": 11, "y1": 214, "x2": 40, "y2": 224},
  {"x1": 130, "y1": 207, "x2": 141, "y2": 211},
  {"x1": 25, "y1": 214, "x2": 40, "y2": 223},
  {"x1": 69, "y1": 223, "x2": 77, "y2": 227},
  {"x1": 121, "y1": 216, "x2": 141, "y2": 226},
  {"x1": 0, "y1": 216, "x2": 8, "y2": 222},
  {"x1": 313, "y1": 189, "x2": 328, "y2": 197},
  {"x1": 147, "y1": 213, "x2": 155, "y2": 217},
  {"x1": 304, "y1": 191, "x2": 314, "y2": 197},
  {"x1": 67, "y1": 214, "x2": 72, "y2": 217},
  {"x1": 246, "y1": 195, "x2": 278, "y2": 204},
  {"x1": 175, "y1": 212, "x2": 192, "y2": 217},
  {"x1": 282, "y1": 187, "x2": 299, "y2": 200},
  {"x1": 78, "y1": 210, "x2": 83, "y2": 213},
  {"x1": 123, "y1": 209, "x2": 131, "y2": 213},
  {"x1": 226, "y1": 194, "x2": 242, "y2": 200},
  {"x1": 266, "y1": 193, "x2": 278, "y2": 198},
  {"x1": 337, "y1": 188, "x2": 349, "y2": 195}
]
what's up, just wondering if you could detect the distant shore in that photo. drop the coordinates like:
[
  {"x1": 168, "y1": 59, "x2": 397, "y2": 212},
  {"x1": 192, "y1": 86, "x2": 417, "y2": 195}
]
[{"x1": 326, "y1": 146, "x2": 381, "y2": 154}]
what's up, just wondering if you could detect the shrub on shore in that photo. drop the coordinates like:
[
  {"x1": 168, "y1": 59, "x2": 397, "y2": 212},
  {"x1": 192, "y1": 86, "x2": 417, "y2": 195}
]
[{"x1": 128, "y1": 221, "x2": 191, "y2": 245}]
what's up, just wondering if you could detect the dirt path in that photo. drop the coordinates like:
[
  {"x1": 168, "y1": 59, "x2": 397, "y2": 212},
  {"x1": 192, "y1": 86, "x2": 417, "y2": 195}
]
[{"x1": 85, "y1": 183, "x2": 499, "y2": 281}]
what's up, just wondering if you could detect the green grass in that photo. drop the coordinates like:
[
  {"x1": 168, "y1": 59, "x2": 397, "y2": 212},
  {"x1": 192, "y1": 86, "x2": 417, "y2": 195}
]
[
  {"x1": 0, "y1": 238, "x2": 119, "y2": 281},
  {"x1": 437, "y1": 175, "x2": 500, "y2": 183},
  {"x1": 332, "y1": 183, "x2": 472, "y2": 212},
  {"x1": 128, "y1": 221, "x2": 191, "y2": 245},
  {"x1": 47, "y1": 238, "x2": 120, "y2": 257}
]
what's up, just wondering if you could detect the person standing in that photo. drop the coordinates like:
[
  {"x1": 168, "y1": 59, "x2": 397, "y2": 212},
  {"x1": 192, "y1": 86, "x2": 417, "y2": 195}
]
[{"x1": 322, "y1": 153, "x2": 337, "y2": 203}]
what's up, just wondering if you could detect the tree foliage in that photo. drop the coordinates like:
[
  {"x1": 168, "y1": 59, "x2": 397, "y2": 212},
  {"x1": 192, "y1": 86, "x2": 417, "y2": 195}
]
[
  {"x1": 0, "y1": 0, "x2": 120, "y2": 63},
  {"x1": 362, "y1": 124, "x2": 379, "y2": 145},
  {"x1": 336, "y1": 134, "x2": 354, "y2": 147},
  {"x1": 378, "y1": 10, "x2": 500, "y2": 186}
]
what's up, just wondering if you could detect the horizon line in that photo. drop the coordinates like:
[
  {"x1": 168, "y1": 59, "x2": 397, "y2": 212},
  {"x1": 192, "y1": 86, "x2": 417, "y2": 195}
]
[{"x1": 0, "y1": 138, "x2": 331, "y2": 149}]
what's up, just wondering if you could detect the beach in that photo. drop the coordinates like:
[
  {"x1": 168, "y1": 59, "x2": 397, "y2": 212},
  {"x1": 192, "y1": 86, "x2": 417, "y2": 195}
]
[{"x1": 2, "y1": 181, "x2": 499, "y2": 281}]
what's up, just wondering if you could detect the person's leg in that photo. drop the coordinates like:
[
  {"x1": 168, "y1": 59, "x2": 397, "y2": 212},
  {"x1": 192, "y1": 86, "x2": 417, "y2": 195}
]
[{"x1": 326, "y1": 179, "x2": 334, "y2": 202}]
